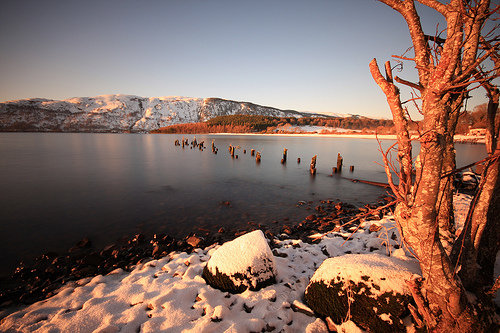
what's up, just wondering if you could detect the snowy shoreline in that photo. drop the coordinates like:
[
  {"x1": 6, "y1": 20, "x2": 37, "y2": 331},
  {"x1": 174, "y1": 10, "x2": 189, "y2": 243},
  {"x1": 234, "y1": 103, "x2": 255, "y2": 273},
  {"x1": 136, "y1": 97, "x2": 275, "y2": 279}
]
[
  {"x1": 2, "y1": 193, "x2": 495, "y2": 332},
  {"x1": 200, "y1": 132, "x2": 486, "y2": 143},
  {"x1": 0, "y1": 214, "x2": 413, "y2": 332}
]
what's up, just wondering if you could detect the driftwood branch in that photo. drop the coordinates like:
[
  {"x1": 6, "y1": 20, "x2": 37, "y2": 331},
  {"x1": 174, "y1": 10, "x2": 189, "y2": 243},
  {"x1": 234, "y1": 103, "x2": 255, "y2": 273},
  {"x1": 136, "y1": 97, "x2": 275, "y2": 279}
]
[
  {"x1": 440, "y1": 153, "x2": 500, "y2": 179},
  {"x1": 343, "y1": 177, "x2": 390, "y2": 188},
  {"x1": 308, "y1": 200, "x2": 398, "y2": 243}
]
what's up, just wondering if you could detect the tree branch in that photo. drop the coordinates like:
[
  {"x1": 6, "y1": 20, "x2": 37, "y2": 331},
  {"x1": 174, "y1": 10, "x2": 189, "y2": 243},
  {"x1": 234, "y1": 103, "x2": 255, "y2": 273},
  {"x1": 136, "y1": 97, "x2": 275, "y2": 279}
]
[
  {"x1": 370, "y1": 58, "x2": 414, "y2": 197},
  {"x1": 425, "y1": 34, "x2": 446, "y2": 45},
  {"x1": 378, "y1": 138, "x2": 405, "y2": 201},
  {"x1": 379, "y1": 0, "x2": 432, "y2": 86},
  {"x1": 392, "y1": 54, "x2": 415, "y2": 62},
  {"x1": 451, "y1": 43, "x2": 499, "y2": 86},
  {"x1": 395, "y1": 76, "x2": 424, "y2": 91},
  {"x1": 415, "y1": 0, "x2": 448, "y2": 17},
  {"x1": 378, "y1": 0, "x2": 405, "y2": 12}
]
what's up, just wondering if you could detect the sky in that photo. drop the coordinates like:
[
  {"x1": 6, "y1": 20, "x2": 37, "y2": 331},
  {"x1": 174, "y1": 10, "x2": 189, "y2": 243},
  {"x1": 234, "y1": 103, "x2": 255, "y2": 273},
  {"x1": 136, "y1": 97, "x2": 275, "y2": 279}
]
[{"x1": 0, "y1": 0, "x2": 493, "y2": 119}]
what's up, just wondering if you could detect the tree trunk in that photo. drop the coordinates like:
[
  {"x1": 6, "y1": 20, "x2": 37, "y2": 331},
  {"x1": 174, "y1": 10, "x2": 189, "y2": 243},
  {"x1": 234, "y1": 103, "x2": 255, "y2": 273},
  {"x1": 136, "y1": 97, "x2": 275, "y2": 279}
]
[
  {"x1": 437, "y1": 133, "x2": 456, "y2": 253},
  {"x1": 403, "y1": 97, "x2": 479, "y2": 331},
  {"x1": 453, "y1": 89, "x2": 500, "y2": 292},
  {"x1": 437, "y1": 96, "x2": 464, "y2": 253},
  {"x1": 477, "y1": 158, "x2": 500, "y2": 288}
]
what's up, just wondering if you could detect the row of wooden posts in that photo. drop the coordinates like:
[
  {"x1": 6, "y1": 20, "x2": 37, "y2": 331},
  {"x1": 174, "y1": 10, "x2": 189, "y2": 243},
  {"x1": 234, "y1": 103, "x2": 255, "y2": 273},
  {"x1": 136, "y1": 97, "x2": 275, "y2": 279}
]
[{"x1": 174, "y1": 137, "x2": 354, "y2": 175}]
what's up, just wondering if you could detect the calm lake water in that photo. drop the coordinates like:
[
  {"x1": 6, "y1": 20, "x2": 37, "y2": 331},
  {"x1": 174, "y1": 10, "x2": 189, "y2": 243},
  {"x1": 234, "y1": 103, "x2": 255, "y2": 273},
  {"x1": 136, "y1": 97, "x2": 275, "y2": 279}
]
[{"x1": 0, "y1": 133, "x2": 487, "y2": 274}]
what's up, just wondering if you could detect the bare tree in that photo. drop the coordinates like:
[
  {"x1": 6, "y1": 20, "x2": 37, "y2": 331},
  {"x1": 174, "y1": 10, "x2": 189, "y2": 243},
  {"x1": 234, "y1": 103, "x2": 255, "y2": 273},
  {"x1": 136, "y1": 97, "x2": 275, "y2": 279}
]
[{"x1": 369, "y1": 0, "x2": 499, "y2": 331}]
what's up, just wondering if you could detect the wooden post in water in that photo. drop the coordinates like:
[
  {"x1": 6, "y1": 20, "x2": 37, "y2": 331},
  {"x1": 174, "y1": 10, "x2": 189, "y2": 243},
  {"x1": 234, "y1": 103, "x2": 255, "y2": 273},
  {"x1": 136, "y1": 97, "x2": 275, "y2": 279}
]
[
  {"x1": 310, "y1": 155, "x2": 317, "y2": 175},
  {"x1": 251, "y1": 149, "x2": 255, "y2": 156},
  {"x1": 336, "y1": 153, "x2": 343, "y2": 173},
  {"x1": 350, "y1": 165, "x2": 354, "y2": 172},
  {"x1": 256, "y1": 152, "x2": 261, "y2": 163},
  {"x1": 281, "y1": 148, "x2": 288, "y2": 164}
]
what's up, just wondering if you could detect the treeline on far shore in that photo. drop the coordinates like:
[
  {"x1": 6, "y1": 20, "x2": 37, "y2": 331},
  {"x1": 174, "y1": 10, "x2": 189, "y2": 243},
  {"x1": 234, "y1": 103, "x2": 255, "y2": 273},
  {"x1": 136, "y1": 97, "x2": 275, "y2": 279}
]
[
  {"x1": 151, "y1": 103, "x2": 495, "y2": 135},
  {"x1": 151, "y1": 114, "x2": 395, "y2": 134}
]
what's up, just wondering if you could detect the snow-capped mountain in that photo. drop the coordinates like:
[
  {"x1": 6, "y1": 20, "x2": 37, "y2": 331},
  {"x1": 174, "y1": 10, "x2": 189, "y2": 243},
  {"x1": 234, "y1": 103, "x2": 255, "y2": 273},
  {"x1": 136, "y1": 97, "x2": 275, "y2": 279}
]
[{"x1": 0, "y1": 94, "x2": 328, "y2": 132}]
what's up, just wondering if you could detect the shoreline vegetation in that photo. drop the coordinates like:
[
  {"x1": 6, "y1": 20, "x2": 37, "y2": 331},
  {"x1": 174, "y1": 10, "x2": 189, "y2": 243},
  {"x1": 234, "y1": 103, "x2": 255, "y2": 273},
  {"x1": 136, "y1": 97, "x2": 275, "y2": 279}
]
[{"x1": 150, "y1": 115, "x2": 487, "y2": 143}]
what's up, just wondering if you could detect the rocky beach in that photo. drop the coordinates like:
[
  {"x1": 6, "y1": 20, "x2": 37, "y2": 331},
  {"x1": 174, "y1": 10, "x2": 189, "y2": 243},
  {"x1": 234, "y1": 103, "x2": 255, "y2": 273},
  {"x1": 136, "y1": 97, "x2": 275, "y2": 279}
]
[{"x1": 2, "y1": 190, "x2": 495, "y2": 332}]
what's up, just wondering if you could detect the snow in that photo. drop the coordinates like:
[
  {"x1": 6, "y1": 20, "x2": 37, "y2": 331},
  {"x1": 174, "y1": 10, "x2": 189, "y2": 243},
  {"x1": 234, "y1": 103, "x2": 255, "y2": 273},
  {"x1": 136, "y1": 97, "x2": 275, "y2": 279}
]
[
  {"x1": 206, "y1": 230, "x2": 277, "y2": 289},
  {"x1": 453, "y1": 193, "x2": 473, "y2": 234},
  {"x1": 309, "y1": 253, "x2": 420, "y2": 297},
  {"x1": 0, "y1": 95, "x2": 308, "y2": 132},
  {"x1": 1, "y1": 216, "x2": 405, "y2": 332},
  {"x1": 274, "y1": 124, "x2": 362, "y2": 134},
  {"x1": 332, "y1": 320, "x2": 366, "y2": 333},
  {"x1": 0, "y1": 194, "x2": 482, "y2": 332}
]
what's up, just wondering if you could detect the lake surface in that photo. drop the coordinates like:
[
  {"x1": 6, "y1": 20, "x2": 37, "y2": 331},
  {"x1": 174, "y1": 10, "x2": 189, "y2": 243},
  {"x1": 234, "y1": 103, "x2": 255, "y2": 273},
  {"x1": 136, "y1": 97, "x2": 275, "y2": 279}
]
[{"x1": 0, "y1": 133, "x2": 486, "y2": 274}]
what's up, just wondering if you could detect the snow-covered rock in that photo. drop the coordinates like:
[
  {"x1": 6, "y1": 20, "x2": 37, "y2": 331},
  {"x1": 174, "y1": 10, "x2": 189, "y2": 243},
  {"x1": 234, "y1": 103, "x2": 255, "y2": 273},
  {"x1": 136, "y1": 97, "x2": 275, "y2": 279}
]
[
  {"x1": 202, "y1": 230, "x2": 277, "y2": 293},
  {"x1": 0, "y1": 94, "x2": 314, "y2": 133},
  {"x1": 305, "y1": 253, "x2": 421, "y2": 332}
]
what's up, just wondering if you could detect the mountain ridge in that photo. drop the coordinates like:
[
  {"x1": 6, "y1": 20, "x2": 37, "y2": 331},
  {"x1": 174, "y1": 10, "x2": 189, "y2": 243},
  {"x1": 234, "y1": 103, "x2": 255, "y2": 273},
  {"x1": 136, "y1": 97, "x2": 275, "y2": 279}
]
[{"x1": 0, "y1": 94, "x2": 354, "y2": 133}]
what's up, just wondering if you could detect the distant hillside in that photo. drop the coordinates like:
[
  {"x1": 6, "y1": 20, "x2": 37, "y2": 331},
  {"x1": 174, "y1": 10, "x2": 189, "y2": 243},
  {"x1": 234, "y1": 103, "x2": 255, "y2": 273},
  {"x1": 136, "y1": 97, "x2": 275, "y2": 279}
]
[{"x1": 0, "y1": 95, "x2": 333, "y2": 133}]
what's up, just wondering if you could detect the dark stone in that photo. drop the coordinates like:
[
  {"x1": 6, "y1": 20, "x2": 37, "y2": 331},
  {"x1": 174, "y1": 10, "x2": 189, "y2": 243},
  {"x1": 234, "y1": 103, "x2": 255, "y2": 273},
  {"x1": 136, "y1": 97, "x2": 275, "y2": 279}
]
[
  {"x1": 243, "y1": 303, "x2": 254, "y2": 313},
  {"x1": 305, "y1": 272, "x2": 412, "y2": 333},
  {"x1": 76, "y1": 237, "x2": 91, "y2": 249},
  {"x1": 79, "y1": 252, "x2": 103, "y2": 267},
  {"x1": 186, "y1": 235, "x2": 202, "y2": 248},
  {"x1": 281, "y1": 225, "x2": 292, "y2": 235},
  {"x1": 152, "y1": 245, "x2": 160, "y2": 257},
  {"x1": 272, "y1": 249, "x2": 288, "y2": 258},
  {"x1": 69, "y1": 237, "x2": 91, "y2": 253},
  {"x1": 129, "y1": 234, "x2": 146, "y2": 244},
  {"x1": 202, "y1": 265, "x2": 276, "y2": 294},
  {"x1": 305, "y1": 214, "x2": 316, "y2": 221}
]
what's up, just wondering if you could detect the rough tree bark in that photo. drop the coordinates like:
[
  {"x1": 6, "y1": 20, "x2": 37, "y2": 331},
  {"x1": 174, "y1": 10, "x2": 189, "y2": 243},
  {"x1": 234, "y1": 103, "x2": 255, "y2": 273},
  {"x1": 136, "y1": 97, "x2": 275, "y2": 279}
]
[
  {"x1": 452, "y1": 42, "x2": 500, "y2": 292},
  {"x1": 370, "y1": 0, "x2": 498, "y2": 331}
]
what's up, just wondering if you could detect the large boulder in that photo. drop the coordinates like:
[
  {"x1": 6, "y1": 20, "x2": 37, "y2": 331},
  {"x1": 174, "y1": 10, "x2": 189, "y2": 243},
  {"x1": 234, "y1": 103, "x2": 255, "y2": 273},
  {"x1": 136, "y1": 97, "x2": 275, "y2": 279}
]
[
  {"x1": 202, "y1": 230, "x2": 277, "y2": 293},
  {"x1": 305, "y1": 253, "x2": 420, "y2": 333}
]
